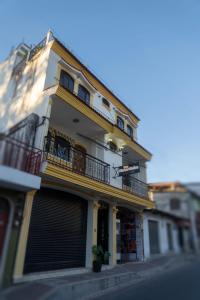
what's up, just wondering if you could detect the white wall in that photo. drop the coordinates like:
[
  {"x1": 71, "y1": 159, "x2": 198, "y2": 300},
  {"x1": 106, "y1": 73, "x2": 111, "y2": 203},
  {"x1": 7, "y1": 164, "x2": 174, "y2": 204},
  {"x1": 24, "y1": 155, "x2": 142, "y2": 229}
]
[
  {"x1": 0, "y1": 44, "x2": 52, "y2": 140},
  {"x1": 143, "y1": 212, "x2": 180, "y2": 260}
]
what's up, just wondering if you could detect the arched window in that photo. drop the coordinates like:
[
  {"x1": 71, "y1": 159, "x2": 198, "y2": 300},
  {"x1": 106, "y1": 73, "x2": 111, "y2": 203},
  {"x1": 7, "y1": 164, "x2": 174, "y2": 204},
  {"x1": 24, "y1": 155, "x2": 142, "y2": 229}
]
[
  {"x1": 170, "y1": 198, "x2": 180, "y2": 210},
  {"x1": 60, "y1": 70, "x2": 74, "y2": 93},
  {"x1": 117, "y1": 116, "x2": 124, "y2": 131},
  {"x1": 78, "y1": 85, "x2": 90, "y2": 105},
  {"x1": 127, "y1": 125, "x2": 133, "y2": 138}
]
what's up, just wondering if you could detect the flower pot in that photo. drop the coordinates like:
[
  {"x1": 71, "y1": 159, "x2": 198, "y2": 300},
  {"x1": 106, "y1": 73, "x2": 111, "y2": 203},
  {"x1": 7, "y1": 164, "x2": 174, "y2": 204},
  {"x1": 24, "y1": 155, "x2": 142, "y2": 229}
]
[{"x1": 93, "y1": 260, "x2": 102, "y2": 272}]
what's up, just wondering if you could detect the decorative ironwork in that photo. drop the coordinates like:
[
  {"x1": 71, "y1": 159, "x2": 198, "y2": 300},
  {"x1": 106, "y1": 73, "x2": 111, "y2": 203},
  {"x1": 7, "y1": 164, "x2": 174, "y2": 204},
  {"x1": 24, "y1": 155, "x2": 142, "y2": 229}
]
[
  {"x1": 123, "y1": 176, "x2": 148, "y2": 198},
  {"x1": 0, "y1": 136, "x2": 42, "y2": 176},
  {"x1": 43, "y1": 136, "x2": 110, "y2": 184}
]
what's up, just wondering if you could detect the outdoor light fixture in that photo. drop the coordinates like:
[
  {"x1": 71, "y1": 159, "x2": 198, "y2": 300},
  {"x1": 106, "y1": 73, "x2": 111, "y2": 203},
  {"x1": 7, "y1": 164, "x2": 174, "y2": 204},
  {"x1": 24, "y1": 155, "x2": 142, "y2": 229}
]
[{"x1": 73, "y1": 118, "x2": 80, "y2": 123}]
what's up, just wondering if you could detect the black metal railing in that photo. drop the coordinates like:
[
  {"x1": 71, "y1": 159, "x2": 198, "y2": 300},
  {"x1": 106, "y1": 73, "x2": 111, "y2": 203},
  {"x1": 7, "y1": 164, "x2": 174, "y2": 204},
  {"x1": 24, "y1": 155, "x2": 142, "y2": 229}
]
[
  {"x1": 29, "y1": 37, "x2": 47, "y2": 60},
  {"x1": 0, "y1": 136, "x2": 42, "y2": 176},
  {"x1": 43, "y1": 136, "x2": 110, "y2": 184},
  {"x1": 122, "y1": 176, "x2": 148, "y2": 198}
]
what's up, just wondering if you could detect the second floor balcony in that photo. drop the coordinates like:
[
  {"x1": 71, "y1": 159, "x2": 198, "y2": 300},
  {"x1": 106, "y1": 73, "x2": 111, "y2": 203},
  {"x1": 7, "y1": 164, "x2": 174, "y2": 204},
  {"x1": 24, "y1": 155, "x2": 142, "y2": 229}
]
[
  {"x1": 44, "y1": 136, "x2": 110, "y2": 184},
  {"x1": 43, "y1": 135, "x2": 148, "y2": 199}
]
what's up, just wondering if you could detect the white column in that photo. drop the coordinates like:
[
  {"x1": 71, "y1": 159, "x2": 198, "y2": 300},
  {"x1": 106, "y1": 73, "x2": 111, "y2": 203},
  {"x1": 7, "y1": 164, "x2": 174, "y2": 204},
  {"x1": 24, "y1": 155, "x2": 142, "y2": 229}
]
[
  {"x1": 85, "y1": 200, "x2": 100, "y2": 268},
  {"x1": 13, "y1": 190, "x2": 36, "y2": 280},
  {"x1": 108, "y1": 205, "x2": 118, "y2": 266}
]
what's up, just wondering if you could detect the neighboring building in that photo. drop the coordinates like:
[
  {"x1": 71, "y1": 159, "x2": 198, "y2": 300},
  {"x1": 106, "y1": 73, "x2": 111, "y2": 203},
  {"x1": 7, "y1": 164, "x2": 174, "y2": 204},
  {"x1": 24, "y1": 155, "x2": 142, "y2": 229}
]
[
  {"x1": 143, "y1": 209, "x2": 183, "y2": 259},
  {"x1": 148, "y1": 182, "x2": 200, "y2": 255},
  {"x1": 0, "y1": 31, "x2": 153, "y2": 287}
]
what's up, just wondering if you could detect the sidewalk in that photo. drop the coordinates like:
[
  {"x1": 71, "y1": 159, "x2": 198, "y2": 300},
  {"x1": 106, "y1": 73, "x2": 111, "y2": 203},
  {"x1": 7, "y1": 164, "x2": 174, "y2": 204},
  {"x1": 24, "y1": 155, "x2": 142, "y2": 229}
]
[{"x1": 0, "y1": 254, "x2": 198, "y2": 300}]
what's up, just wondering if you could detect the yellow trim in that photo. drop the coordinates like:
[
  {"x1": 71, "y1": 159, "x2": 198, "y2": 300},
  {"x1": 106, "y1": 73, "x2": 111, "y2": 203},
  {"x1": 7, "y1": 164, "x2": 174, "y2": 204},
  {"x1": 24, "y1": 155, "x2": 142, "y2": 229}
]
[
  {"x1": 13, "y1": 190, "x2": 37, "y2": 280},
  {"x1": 56, "y1": 85, "x2": 113, "y2": 133},
  {"x1": 112, "y1": 127, "x2": 151, "y2": 160},
  {"x1": 44, "y1": 163, "x2": 154, "y2": 209},
  {"x1": 51, "y1": 40, "x2": 139, "y2": 125},
  {"x1": 55, "y1": 86, "x2": 151, "y2": 160}
]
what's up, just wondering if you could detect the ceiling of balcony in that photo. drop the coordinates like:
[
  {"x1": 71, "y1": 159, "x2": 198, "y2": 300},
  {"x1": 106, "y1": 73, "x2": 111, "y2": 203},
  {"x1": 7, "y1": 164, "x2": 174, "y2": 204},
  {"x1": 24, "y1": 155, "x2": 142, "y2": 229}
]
[{"x1": 50, "y1": 96, "x2": 106, "y2": 139}]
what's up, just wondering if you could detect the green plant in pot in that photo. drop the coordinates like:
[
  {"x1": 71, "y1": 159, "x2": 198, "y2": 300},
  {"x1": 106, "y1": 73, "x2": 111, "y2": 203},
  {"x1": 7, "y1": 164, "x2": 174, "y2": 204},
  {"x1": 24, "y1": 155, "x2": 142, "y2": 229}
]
[
  {"x1": 92, "y1": 245, "x2": 104, "y2": 272},
  {"x1": 104, "y1": 251, "x2": 111, "y2": 265}
]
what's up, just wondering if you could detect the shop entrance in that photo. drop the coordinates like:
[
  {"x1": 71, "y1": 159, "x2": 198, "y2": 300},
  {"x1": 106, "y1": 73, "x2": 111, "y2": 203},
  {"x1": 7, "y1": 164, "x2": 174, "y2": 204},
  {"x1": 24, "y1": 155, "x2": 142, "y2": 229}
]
[
  {"x1": 24, "y1": 188, "x2": 88, "y2": 274},
  {"x1": 97, "y1": 201, "x2": 109, "y2": 263},
  {"x1": 0, "y1": 199, "x2": 9, "y2": 261},
  {"x1": 116, "y1": 208, "x2": 137, "y2": 263}
]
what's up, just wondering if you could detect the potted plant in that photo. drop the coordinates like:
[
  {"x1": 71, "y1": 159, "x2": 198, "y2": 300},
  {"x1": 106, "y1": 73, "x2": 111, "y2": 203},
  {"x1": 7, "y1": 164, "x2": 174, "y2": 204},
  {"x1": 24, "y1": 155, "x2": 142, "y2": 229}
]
[
  {"x1": 92, "y1": 245, "x2": 104, "y2": 272},
  {"x1": 104, "y1": 251, "x2": 111, "y2": 265}
]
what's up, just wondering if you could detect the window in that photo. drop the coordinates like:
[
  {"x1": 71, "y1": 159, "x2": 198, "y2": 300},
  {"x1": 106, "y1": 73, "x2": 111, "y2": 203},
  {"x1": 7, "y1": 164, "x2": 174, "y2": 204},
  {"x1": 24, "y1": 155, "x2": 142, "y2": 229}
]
[
  {"x1": 108, "y1": 141, "x2": 117, "y2": 152},
  {"x1": 59, "y1": 70, "x2": 74, "y2": 92},
  {"x1": 127, "y1": 125, "x2": 133, "y2": 138},
  {"x1": 117, "y1": 116, "x2": 124, "y2": 130},
  {"x1": 170, "y1": 198, "x2": 180, "y2": 210},
  {"x1": 102, "y1": 98, "x2": 110, "y2": 108},
  {"x1": 54, "y1": 136, "x2": 71, "y2": 161},
  {"x1": 78, "y1": 85, "x2": 90, "y2": 105}
]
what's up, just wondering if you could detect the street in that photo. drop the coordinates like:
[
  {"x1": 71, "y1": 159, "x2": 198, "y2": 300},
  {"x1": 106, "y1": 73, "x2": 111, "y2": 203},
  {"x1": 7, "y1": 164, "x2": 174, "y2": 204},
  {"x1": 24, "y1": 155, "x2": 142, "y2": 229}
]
[{"x1": 95, "y1": 259, "x2": 200, "y2": 300}]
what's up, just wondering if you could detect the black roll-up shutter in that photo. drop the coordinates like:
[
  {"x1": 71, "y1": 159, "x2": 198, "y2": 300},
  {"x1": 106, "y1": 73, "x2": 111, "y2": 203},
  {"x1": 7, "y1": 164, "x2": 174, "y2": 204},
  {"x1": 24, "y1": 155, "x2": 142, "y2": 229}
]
[{"x1": 24, "y1": 188, "x2": 88, "y2": 274}]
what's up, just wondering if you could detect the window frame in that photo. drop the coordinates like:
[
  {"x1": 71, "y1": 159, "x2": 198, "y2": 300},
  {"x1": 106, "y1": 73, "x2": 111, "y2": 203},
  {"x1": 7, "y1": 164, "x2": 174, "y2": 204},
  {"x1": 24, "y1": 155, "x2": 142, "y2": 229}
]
[
  {"x1": 170, "y1": 198, "x2": 180, "y2": 210},
  {"x1": 59, "y1": 70, "x2": 74, "y2": 93},
  {"x1": 102, "y1": 97, "x2": 110, "y2": 109},
  {"x1": 117, "y1": 116, "x2": 124, "y2": 131},
  {"x1": 127, "y1": 124, "x2": 133, "y2": 138},
  {"x1": 77, "y1": 84, "x2": 90, "y2": 105}
]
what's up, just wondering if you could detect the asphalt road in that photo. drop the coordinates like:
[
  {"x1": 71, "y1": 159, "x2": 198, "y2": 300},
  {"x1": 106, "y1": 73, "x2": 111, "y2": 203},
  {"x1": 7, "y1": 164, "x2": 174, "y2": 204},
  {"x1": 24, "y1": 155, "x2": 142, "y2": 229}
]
[{"x1": 95, "y1": 260, "x2": 200, "y2": 300}]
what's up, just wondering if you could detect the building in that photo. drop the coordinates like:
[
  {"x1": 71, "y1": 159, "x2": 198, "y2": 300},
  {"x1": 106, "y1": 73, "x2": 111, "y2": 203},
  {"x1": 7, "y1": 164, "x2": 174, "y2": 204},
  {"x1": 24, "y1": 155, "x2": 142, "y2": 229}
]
[
  {"x1": 147, "y1": 182, "x2": 200, "y2": 257},
  {"x1": 0, "y1": 31, "x2": 153, "y2": 287},
  {"x1": 143, "y1": 209, "x2": 183, "y2": 259}
]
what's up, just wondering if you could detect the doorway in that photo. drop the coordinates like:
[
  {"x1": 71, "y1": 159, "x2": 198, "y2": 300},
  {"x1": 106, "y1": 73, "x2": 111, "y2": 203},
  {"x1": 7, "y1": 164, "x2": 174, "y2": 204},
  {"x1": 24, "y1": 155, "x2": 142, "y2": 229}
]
[
  {"x1": 73, "y1": 144, "x2": 86, "y2": 175},
  {"x1": 97, "y1": 201, "x2": 109, "y2": 263},
  {"x1": 117, "y1": 208, "x2": 137, "y2": 263},
  {"x1": 148, "y1": 220, "x2": 160, "y2": 255},
  {"x1": 0, "y1": 199, "x2": 10, "y2": 261}
]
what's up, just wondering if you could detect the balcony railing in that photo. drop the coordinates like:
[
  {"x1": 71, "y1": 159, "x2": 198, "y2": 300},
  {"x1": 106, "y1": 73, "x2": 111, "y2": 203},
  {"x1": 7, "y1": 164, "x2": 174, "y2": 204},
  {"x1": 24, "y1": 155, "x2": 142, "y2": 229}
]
[
  {"x1": 0, "y1": 136, "x2": 42, "y2": 176},
  {"x1": 123, "y1": 176, "x2": 148, "y2": 198},
  {"x1": 43, "y1": 136, "x2": 110, "y2": 184}
]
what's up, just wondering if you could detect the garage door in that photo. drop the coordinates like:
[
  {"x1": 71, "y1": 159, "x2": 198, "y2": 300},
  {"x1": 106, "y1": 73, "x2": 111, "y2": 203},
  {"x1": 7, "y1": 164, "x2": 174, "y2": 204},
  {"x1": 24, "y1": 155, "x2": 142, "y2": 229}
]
[
  {"x1": 148, "y1": 220, "x2": 160, "y2": 255},
  {"x1": 24, "y1": 188, "x2": 88, "y2": 274}
]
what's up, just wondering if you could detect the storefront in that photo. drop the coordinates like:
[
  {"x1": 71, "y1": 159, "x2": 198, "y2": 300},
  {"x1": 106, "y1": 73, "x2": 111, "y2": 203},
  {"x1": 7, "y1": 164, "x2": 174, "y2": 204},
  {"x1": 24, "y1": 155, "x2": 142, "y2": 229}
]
[
  {"x1": 24, "y1": 188, "x2": 88, "y2": 274},
  {"x1": 116, "y1": 208, "x2": 138, "y2": 263}
]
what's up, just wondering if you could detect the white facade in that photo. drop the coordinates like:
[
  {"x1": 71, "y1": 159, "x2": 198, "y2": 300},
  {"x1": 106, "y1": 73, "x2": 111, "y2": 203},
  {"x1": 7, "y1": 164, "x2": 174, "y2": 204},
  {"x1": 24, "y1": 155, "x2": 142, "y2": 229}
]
[{"x1": 143, "y1": 211, "x2": 181, "y2": 260}]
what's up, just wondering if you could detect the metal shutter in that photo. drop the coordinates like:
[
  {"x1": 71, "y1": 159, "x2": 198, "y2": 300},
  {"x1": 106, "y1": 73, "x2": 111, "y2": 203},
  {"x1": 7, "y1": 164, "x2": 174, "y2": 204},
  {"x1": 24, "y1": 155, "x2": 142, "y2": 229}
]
[
  {"x1": 148, "y1": 220, "x2": 160, "y2": 255},
  {"x1": 24, "y1": 188, "x2": 88, "y2": 274}
]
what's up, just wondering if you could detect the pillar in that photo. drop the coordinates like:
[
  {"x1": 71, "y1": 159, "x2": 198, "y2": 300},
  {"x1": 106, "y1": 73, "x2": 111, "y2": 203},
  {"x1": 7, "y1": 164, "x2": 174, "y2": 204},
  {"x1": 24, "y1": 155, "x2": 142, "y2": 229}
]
[
  {"x1": 85, "y1": 200, "x2": 100, "y2": 268},
  {"x1": 13, "y1": 190, "x2": 36, "y2": 280},
  {"x1": 108, "y1": 205, "x2": 118, "y2": 266}
]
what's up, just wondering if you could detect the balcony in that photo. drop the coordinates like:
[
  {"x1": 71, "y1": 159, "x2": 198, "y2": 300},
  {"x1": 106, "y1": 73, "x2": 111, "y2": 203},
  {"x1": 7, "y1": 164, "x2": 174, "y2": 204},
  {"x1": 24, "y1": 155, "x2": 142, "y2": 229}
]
[
  {"x1": 0, "y1": 136, "x2": 42, "y2": 175},
  {"x1": 123, "y1": 176, "x2": 148, "y2": 199},
  {"x1": 0, "y1": 136, "x2": 42, "y2": 191},
  {"x1": 43, "y1": 136, "x2": 148, "y2": 199},
  {"x1": 43, "y1": 136, "x2": 110, "y2": 184}
]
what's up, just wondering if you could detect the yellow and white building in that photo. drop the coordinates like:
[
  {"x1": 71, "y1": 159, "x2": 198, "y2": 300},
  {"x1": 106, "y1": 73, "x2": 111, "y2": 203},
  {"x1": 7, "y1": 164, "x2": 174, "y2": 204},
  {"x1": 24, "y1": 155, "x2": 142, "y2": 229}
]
[{"x1": 0, "y1": 31, "x2": 153, "y2": 286}]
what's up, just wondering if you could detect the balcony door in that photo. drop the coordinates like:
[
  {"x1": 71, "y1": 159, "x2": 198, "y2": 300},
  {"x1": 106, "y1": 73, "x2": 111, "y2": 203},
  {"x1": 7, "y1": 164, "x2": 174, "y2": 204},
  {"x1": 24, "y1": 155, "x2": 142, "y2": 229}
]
[{"x1": 73, "y1": 145, "x2": 86, "y2": 175}]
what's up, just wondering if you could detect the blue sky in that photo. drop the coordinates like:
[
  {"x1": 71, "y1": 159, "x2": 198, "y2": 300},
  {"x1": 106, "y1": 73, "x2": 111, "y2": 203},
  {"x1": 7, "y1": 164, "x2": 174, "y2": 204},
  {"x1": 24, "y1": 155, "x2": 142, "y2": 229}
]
[{"x1": 1, "y1": 0, "x2": 200, "y2": 183}]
